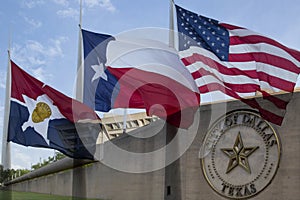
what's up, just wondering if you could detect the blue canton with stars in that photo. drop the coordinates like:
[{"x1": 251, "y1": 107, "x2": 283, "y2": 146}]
[{"x1": 175, "y1": 5, "x2": 230, "y2": 61}]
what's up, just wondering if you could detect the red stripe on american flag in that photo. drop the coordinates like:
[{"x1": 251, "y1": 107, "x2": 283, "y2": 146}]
[
  {"x1": 182, "y1": 54, "x2": 257, "y2": 78},
  {"x1": 230, "y1": 35, "x2": 300, "y2": 61},
  {"x1": 192, "y1": 68, "x2": 259, "y2": 93},
  {"x1": 257, "y1": 71, "x2": 296, "y2": 92},
  {"x1": 259, "y1": 90, "x2": 289, "y2": 110},
  {"x1": 198, "y1": 82, "x2": 258, "y2": 94},
  {"x1": 220, "y1": 23, "x2": 245, "y2": 30},
  {"x1": 241, "y1": 98, "x2": 284, "y2": 125},
  {"x1": 198, "y1": 82, "x2": 285, "y2": 124},
  {"x1": 229, "y1": 53, "x2": 300, "y2": 74}
]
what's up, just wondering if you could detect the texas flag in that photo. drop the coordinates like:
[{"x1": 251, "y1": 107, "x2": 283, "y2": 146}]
[
  {"x1": 8, "y1": 61, "x2": 101, "y2": 160},
  {"x1": 82, "y1": 29, "x2": 200, "y2": 128}
]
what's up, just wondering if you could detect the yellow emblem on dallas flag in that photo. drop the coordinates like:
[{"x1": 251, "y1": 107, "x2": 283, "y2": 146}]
[{"x1": 32, "y1": 102, "x2": 52, "y2": 123}]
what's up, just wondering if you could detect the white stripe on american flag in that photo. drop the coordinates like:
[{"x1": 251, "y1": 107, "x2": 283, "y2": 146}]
[{"x1": 228, "y1": 28, "x2": 263, "y2": 37}]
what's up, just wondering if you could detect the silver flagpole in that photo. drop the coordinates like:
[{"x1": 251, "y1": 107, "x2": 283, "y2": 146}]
[
  {"x1": 122, "y1": 108, "x2": 127, "y2": 133},
  {"x1": 164, "y1": 1, "x2": 183, "y2": 199},
  {"x1": 72, "y1": 0, "x2": 88, "y2": 199},
  {"x1": 169, "y1": 0, "x2": 175, "y2": 48},
  {"x1": 1, "y1": 41, "x2": 12, "y2": 170},
  {"x1": 75, "y1": 0, "x2": 83, "y2": 102}
]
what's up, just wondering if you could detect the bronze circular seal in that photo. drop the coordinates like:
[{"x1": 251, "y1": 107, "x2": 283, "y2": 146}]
[{"x1": 201, "y1": 110, "x2": 281, "y2": 199}]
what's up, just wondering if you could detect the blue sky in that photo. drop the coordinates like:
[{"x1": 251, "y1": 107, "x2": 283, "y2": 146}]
[{"x1": 1, "y1": 0, "x2": 300, "y2": 169}]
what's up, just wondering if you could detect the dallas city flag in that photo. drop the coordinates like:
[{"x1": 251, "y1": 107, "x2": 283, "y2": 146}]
[
  {"x1": 8, "y1": 61, "x2": 101, "y2": 160},
  {"x1": 175, "y1": 4, "x2": 300, "y2": 125},
  {"x1": 81, "y1": 29, "x2": 200, "y2": 128}
]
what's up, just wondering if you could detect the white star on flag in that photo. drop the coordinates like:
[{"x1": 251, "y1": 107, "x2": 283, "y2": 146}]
[
  {"x1": 22, "y1": 94, "x2": 65, "y2": 145},
  {"x1": 91, "y1": 57, "x2": 108, "y2": 82}
]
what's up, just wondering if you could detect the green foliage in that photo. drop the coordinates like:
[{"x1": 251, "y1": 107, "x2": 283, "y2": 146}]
[
  {"x1": 0, "y1": 165, "x2": 31, "y2": 183},
  {"x1": 31, "y1": 152, "x2": 66, "y2": 171},
  {"x1": 0, "y1": 165, "x2": 12, "y2": 183},
  {"x1": 0, "y1": 152, "x2": 66, "y2": 182}
]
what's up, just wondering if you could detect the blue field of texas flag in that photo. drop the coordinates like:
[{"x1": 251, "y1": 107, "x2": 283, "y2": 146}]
[{"x1": 8, "y1": 61, "x2": 101, "y2": 160}]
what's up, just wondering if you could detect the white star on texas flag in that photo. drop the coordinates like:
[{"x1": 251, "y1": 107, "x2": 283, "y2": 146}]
[{"x1": 91, "y1": 56, "x2": 108, "y2": 82}]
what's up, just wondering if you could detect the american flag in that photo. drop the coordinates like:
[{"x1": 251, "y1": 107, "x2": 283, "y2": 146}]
[{"x1": 175, "y1": 4, "x2": 300, "y2": 125}]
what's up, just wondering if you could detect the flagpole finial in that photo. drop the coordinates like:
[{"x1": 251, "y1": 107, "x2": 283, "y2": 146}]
[{"x1": 7, "y1": 28, "x2": 12, "y2": 58}]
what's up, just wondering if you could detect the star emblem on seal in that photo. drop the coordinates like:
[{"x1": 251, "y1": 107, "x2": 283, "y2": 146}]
[
  {"x1": 221, "y1": 132, "x2": 259, "y2": 174},
  {"x1": 201, "y1": 110, "x2": 281, "y2": 199}
]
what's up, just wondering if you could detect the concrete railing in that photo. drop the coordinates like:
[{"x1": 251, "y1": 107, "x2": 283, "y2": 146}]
[{"x1": 5, "y1": 157, "x2": 95, "y2": 185}]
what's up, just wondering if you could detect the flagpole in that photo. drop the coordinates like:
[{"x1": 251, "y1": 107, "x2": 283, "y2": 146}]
[
  {"x1": 122, "y1": 108, "x2": 127, "y2": 133},
  {"x1": 164, "y1": 0, "x2": 183, "y2": 199},
  {"x1": 1, "y1": 44, "x2": 12, "y2": 170},
  {"x1": 75, "y1": 0, "x2": 83, "y2": 102},
  {"x1": 73, "y1": 0, "x2": 88, "y2": 198},
  {"x1": 169, "y1": 0, "x2": 175, "y2": 48}
]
